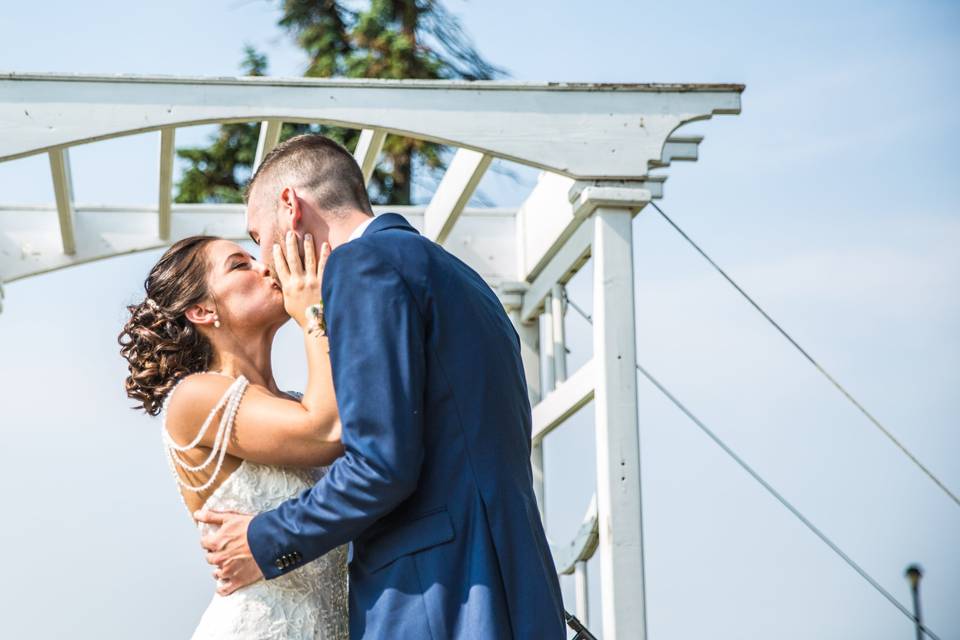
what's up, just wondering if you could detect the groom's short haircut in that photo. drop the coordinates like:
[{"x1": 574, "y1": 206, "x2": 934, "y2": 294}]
[{"x1": 246, "y1": 134, "x2": 374, "y2": 216}]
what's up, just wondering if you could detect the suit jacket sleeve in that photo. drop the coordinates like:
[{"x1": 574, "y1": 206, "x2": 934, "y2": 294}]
[{"x1": 247, "y1": 240, "x2": 426, "y2": 579}]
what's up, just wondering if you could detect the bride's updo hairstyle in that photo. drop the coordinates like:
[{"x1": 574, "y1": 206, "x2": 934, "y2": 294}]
[{"x1": 119, "y1": 235, "x2": 219, "y2": 416}]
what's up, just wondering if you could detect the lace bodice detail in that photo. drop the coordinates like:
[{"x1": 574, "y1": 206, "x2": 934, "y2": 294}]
[{"x1": 161, "y1": 374, "x2": 348, "y2": 640}]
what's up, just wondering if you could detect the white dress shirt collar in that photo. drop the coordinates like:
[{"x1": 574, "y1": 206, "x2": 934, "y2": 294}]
[{"x1": 347, "y1": 216, "x2": 375, "y2": 243}]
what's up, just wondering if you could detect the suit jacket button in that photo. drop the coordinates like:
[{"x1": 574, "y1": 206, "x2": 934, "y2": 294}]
[{"x1": 274, "y1": 559, "x2": 284, "y2": 570}]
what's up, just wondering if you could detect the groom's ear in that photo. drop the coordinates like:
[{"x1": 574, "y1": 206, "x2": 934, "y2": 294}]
[{"x1": 279, "y1": 186, "x2": 304, "y2": 232}]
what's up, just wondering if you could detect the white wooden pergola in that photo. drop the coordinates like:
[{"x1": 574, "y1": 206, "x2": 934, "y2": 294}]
[{"x1": 0, "y1": 73, "x2": 743, "y2": 638}]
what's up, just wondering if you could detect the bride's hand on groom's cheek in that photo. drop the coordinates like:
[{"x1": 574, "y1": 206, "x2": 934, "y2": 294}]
[
  {"x1": 196, "y1": 509, "x2": 263, "y2": 596},
  {"x1": 273, "y1": 231, "x2": 329, "y2": 327}
]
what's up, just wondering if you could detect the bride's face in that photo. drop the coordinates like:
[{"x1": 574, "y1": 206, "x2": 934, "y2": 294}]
[{"x1": 204, "y1": 239, "x2": 287, "y2": 330}]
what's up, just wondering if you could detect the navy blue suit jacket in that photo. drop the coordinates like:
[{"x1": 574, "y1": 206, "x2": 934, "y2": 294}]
[{"x1": 248, "y1": 213, "x2": 565, "y2": 638}]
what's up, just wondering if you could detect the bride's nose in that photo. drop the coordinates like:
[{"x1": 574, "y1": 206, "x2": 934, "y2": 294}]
[{"x1": 252, "y1": 260, "x2": 271, "y2": 278}]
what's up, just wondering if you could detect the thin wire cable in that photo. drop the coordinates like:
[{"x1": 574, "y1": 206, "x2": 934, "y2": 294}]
[
  {"x1": 646, "y1": 200, "x2": 960, "y2": 509},
  {"x1": 561, "y1": 288, "x2": 592, "y2": 323},
  {"x1": 634, "y1": 361, "x2": 941, "y2": 640},
  {"x1": 562, "y1": 295, "x2": 941, "y2": 639}
]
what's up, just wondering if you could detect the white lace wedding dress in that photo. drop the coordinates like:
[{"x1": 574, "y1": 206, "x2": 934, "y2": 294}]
[{"x1": 161, "y1": 373, "x2": 349, "y2": 640}]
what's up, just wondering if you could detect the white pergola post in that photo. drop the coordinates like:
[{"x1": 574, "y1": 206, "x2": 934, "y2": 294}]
[
  {"x1": 575, "y1": 560, "x2": 590, "y2": 626},
  {"x1": 550, "y1": 283, "x2": 567, "y2": 384},
  {"x1": 577, "y1": 184, "x2": 650, "y2": 640},
  {"x1": 534, "y1": 296, "x2": 555, "y2": 524},
  {"x1": 498, "y1": 281, "x2": 542, "y2": 406},
  {"x1": 499, "y1": 282, "x2": 546, "y2": 522}
]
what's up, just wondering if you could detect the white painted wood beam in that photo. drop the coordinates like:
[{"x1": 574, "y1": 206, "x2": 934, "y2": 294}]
[
  {"x1": 516, "y1": 175, "x2": 657, "y2": 289},
  {"x1": 570, "y1": 183, "x2": 652, "y2": 219},
  {"x1": 592, "y1": 206, "x2": 647, "y2": 639},
  {"x1": 521, "y1": 221, "x2": 593, "y2": 322},
  {"x1": 550, "y1": 495, "x2": 599, "y2": 574},
  {"x1": 352, "y1": 128, "x2": 386, "y2": 185},
  {"x1": 498, "y1": 281, "x2": 541, "y2": 406},
  {"x1": 424, "y1": 148, "x2": 491, "y2": 244},
  {"x1": 651, "y1": 134, "x2": 702, "y2": 168},
  {"x1": 531, "y1": 442, "x2": 546, "y2": 525},
  {"x1": 158, "y1": 128, "x2": 175, "y2": 240},
  {"x1": 551, "y1": 283, "x2": 567, "y2": 384},
  {"x1": 0, "y1": 204, "x2": 517, "y2": 284},
  {"x1": 253, "y1": 119, "x2": 283, "y2": 173},
  {"x1": 47, "y1": 148, "x2": 76, "y2": 255},
  {"x1": 639, "y1": 174, "x2": 667, "y2": 200},
  {"x1": 1, "y1": 74, "x2": 743, "y2": 179},
  {"x1": 531, "y1": 358, "x2": 595, "y2": 442},
  {"x1": 533, "y1": 296, "x2": 556, "y2": 524},
  {"x1": 540, "y1": 295, "x2": 556, "y2": 396},
  {"x1": 500, "y1": 281, "x2": 544, "y2": 524},
  {"x1": 575, "y1": 561, "x2": 590, "y2": 626},
  {"x1": 515, "y1": 172, "x2": 577, "y2": 281}
]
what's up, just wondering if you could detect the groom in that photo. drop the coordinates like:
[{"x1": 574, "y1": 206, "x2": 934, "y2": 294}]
[{"x1": 197, "y1": 134, "x2": 565, "y2": 638}]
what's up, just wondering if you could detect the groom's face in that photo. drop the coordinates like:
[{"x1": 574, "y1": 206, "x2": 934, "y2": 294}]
[{"x1": 246, "y1": 184, "x2": 289, "y2": 276}]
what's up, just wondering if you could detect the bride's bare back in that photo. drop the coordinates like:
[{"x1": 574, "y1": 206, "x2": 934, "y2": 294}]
[
  {"x1": 162, "y1": 371, "x2": 348, "y2": 639},
  {"x1": 163, "y1": 371, "x2": 343, "y2": 516}
]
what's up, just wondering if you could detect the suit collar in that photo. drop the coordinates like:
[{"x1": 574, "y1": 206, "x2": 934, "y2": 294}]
[{"x1": 362, "y1": 212, "x2": 418, "y2": 237}]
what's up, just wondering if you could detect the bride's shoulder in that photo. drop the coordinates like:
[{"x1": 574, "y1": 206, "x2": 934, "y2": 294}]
[{"x1": 164, "y1": 373, "x2": 235, "y2": 439}]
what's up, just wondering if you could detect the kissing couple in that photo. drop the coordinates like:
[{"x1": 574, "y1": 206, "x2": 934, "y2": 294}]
[{"x1": 119, "y1": 134, "x2": 566, "y2": 639}]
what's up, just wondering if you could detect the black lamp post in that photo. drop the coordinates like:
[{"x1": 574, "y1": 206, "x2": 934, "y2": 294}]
[{"x1": 904, "y1": 564, "x2": 924, "y2": 640}]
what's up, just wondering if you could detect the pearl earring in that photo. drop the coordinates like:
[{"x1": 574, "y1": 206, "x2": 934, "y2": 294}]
[{"x1": 214, "y1": 317, "x2": 221, "y2": 328}]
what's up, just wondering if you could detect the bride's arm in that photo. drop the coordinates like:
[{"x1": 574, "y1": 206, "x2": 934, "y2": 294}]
[{"x1": 165, "y1": 232, "x2": 343, "y2": 467}]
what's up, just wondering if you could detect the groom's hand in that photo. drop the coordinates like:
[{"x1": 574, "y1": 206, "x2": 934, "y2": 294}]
[{"x1": 195, "y1": 509, "x2": 264, "y2": 596}]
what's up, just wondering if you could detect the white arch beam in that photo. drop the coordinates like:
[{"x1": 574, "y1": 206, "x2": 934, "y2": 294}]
[
  {"x1": 1, "y1": 74, "x2": 742, "y2": 180},
  {"x1": 424, "y1": 148, "x2": 491, "y2": 243},
  {"x1": 47, "y1": 148, "x2": 76, "y2": 255},
  {"x1": 352, "y1": 128, "x2": 386, "y2": 185},
  {"x1": 253, "y1": 119, "x2": 283, "y2": 172}
]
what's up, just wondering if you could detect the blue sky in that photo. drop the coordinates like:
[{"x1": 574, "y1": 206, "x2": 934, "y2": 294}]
[{"x1": 0, "y1": 1, "x2": 957, "y2": 638}]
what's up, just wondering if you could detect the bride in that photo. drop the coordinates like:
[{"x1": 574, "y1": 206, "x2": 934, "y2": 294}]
[{"x1": 118, "y1": 232, "x2": 348, "y2": 639}]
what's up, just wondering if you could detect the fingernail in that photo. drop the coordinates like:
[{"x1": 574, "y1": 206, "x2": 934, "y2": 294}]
[{"x1": 305, "y1": 233, "x2": 312, "y2": 241}]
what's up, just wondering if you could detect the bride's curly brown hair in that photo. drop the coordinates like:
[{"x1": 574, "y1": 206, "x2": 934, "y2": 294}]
[{"x1": 118, "y1": 235, "x2": 219, "y2": 416}]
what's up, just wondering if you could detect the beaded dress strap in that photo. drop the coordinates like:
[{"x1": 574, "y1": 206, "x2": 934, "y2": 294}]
[{"x1": 161, "y1": 373, "x2": 249, "y2": 493}]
